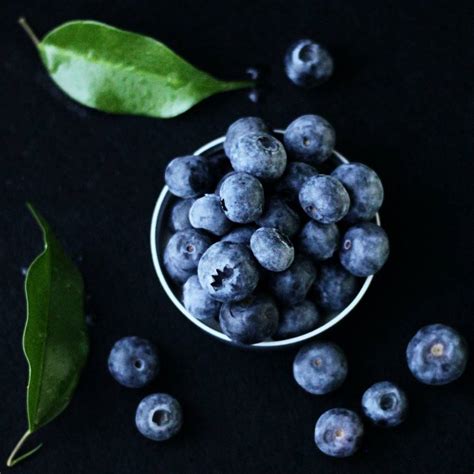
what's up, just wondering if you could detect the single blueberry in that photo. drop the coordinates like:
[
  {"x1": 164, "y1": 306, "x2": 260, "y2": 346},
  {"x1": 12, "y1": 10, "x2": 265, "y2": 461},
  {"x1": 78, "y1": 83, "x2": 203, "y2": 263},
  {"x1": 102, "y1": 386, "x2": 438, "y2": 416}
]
[
  {"x1": 275, "y1": 300, "x2": 320, "y2": 339},
  {"x1": 340, "y1": 223, "x2": 389, "y2": 277},
  {"x1": 250, "y1": 227, "x2": 295, "y2": 272},
  {"x1": 198, "y1": 241, "x2": 259, "y2": 302},
  {"x1": 299, "y1": 175, "x2": 350, "y2": 224},
  {"x1": 312, "y1": 262, "x2": 359, "y2": 313},
  {"x1": 285, "y1": 39, "x2": 334, "y2": 88},
  {"x1": 298, "y1": 220, "x2": 339, "y2": 261},
  {"x1": 362, "y1": 381, "x2": 408, "y2": 427},
  {"x1": 182, "y1": 275, "x2": 221, "y2": 321},
  {"x1": 135, "y1": 393, "x2": 182, "y2": 441},
  {"x1": 189, "y1": 194, "x2": 233, "y2": 236},
  {"x1": 220, "y1": 225, "x2": 257, "y2": 246},
  {"x1": 219, "y1": 293, "x2": 279, "y2": 344},
  {"x1": 229, "y1": 132, "x2": 287, "y2": 180},
  {"x1": 268, "y1": 254, "x2": 317, "y2": 305},
  {"x1": 275, "y1": 161, "x2": 319, "y2": 203},
  {"x1": 256, "y1": 198, "x2": 301, "y2": 237},
  {"x1": 219, "y1": 172, "x2": 264, "y2": 223},
  {"x1": 165, "y1": 155, "x2": 212, "y2": 198},
  {"x1": 284, "y1": 115, "x2": 335, "y2": 165},
  {"x1": 332, "y1": 163, "x2": 384, "y2": 222},
  {"x1": 315, "y1": 409, "x2": 364, "y2": 458},
  {"x1": 108, "y1": 336, "x2": 159, "y2": 388},
  {"x1": 224, "y1": 117, "x2": 269, "y2": 157},
  {"x1": 169, "y1": 198, "x2": 195, "y2": 232},
  {"x1": 406, "y1": 324, "x2": 468, "y2": 385},
  {"x1": 293, "y1": 341, "x2": 348, "y2": 394},
  {"x1": 163, "y1": 251, "x2": 195, "y2": 284}
]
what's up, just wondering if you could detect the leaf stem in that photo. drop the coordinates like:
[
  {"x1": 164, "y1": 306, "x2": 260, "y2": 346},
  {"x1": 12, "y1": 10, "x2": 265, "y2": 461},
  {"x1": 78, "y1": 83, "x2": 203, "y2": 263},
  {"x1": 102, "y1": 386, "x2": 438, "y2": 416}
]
[
  {"x1": 6, "y1": 430, "x2": 43, "y2": 468},
  {"x1": 18, "y1": 17, "x2": 40, "y2": 47}
]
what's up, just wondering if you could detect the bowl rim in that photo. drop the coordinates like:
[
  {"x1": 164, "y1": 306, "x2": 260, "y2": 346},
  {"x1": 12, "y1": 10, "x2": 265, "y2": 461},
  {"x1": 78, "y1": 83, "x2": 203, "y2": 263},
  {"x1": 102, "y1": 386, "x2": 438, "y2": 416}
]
[{"x1": 150, "y1": 130, "x2": 381, "y2": 348}]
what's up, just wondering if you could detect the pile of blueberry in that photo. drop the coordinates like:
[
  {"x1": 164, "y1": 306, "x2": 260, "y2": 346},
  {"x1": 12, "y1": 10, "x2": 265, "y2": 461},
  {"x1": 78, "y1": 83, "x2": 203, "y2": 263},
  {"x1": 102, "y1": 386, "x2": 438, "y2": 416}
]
[{"x1": 163, "y1": 114, "x2": 389, "y2": 344}]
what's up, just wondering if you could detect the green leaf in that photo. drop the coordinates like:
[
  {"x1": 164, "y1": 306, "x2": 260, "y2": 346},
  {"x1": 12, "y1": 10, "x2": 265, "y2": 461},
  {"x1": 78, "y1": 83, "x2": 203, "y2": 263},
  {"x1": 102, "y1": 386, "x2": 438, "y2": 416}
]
[
  {"x1": 22, "y1": 19, "x2": 253, "y2": 118},
  {"x1": 6, "y1": 204, "x2": 89, "y2": 467}
]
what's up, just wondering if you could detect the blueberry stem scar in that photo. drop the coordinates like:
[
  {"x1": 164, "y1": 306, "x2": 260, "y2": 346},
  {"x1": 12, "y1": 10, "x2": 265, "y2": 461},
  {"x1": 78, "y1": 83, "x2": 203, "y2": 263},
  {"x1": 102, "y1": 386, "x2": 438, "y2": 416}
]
[
  {"x1": 18, "y1": 17, "x2": 40, "y2": 47},
  {"x1": 6, "y1": 429, "x2": 43, "y2": 467}
]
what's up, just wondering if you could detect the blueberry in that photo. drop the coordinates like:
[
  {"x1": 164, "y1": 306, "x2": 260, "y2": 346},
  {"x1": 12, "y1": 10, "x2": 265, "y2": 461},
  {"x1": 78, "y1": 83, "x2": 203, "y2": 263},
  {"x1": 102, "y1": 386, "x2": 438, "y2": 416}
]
[
  {"x1": 340, "y1": 223, "x2": 389, "y2": 277},
  {"x1": 224, "y1": 117, "x2": 269, "y2": 157},
  {"x1": 298, "y1": 220, "x2": 339, "y2": 261},
  {"x1": 332, "y1": 163, "x2": 384, "y2": 222},
  {"x1": 312, "y1": 262, "x2": 359, "y2": 313},
  {"x1": 268, "y1": 254, "x2": 317, "y2": 305},
  {"x1": 215, "y1": 171, "x2": 237, "y2": 194},
  {"x1": 285, "y1": 39, "x2": 334, "y2": 88},
  {"x1": 108, "y1": 336, "x2": 159, "y2": 388},
  {"x1": 315, "y1": 409, "x2": 363, "y2": 458},
  {"x1": 135, "y1": 393, "x2": 182, "y2": 441},
  {"x1": 250, "y1": 228, "x2": 295, "y2": 272},
  {"x1": 299, "y1": 175, "x2": 350, "y2": 224},
  {"x1": 163, "y1": 251, "x2": 195, "y2": 284},
  {"x1": 256, "y1": 198, "x2": 301, "y2": 237},
  {"x1": 189, "y1": 194, "x2": 233, "y2": 236},
  {"x1": 229, "y1": 132, "x2": 287, "y2": 180},
  {"x1": 182, "y1": 275, "x2": 221, "y2": 321},
  {"x1": 165, "y1": 155, "x2": 212, "y2": 198},
  {"x1": 406, "y1": 324, "x2": 468, "y2": 385},
  {"x1": 275, "y1": 300, "x2": 320, "y2": 339},
  {"x1": 220, "y1": 225, "x2": 257, "y2": 246},
  {"x1": 362, "y1": 381, "x2": 408, "y2": 427},
  {"x1": 219, "y1": 172, "x2": 264, "y2": 223},
  {"x1": 284, "y1": 115, "x2": 335, "y2": 165},
  {"x1": 198, "y1": 242, "x2": 259, "y2": 302},
  {"x1": 275, "y1": 161, "x2": 319, "y2": 203},
  {"x1": 219, "y1": 293, "x2": 279, "y2": 344},
  {"x1": 169, "y1": 198, "x2": 195, "y2": 232},
  {"x1": 293, "y1": 341, "x2": 348, "y2": 394}
]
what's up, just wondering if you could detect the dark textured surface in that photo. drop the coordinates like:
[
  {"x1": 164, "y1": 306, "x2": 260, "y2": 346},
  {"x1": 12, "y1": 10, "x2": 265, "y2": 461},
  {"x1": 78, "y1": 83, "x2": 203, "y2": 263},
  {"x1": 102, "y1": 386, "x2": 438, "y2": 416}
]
[{"x1": 1, "y1": 0, "x2": 473, "y2": 473}]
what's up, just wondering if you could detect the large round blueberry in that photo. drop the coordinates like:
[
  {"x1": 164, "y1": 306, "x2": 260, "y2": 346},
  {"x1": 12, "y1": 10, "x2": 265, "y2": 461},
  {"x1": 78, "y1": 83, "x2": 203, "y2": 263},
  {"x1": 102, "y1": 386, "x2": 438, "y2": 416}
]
[
  {"x1": 224, "y1": 117, "x2": 269, "y2": 157},
  {"x1": 362, "y1": 381, "x2": 408, "y2": 427},
  {"x1": 299, "y1": 175, "x2": 350, "y2": 224},
  {"x1": 189, "y1": 194, "x2": 232, "y2": 236},
  {"x1": 275, "y1": 300, "x2": 320, "y2": 339},
  {"x1": 293, "y1": 341, "x2": 348, "y2": 394},
  {"x1": 406, "y1": 324, "x2": 468, "y2": 385},
  {"x1": 332, "y1": 163, "x2": 384, "y2": 222},
  {"x1": 298, "y1": 220, "x2": 339, "y2": 261},
  {"x1": 219, "y1": 293, "x2": 279, "y2": 344},
  {"x1": 219, "y1": 172, "x2": 264, "y2": 223},
  {"x1": 312, "y1": 262, "x2": 359, "y2": 313},
  {"x1": 250, "y1": 227, "x2": 295, "y2": 272},
  {"x1": 340, "y1": 223, "x2": 389, "y2": 277},
  {"x1": 275, "y1": 161, "x2": 319, "y2": 203},
  {"x1": 284, "y1": 115, "x2": 335, "y2": 165},
  {"x1": 229, "y1": 132, "x2": 287, "y2": 180},
  {"x1": 108, "y1": 336, "x2": 159, "y2": 388},
  {"x1": 183, "y1": 275, "x2": 221, "y2": 321},
  {"x1": 198, "y1": 242, "x2": 259, "y2": 302},
  {"x1": 165, "y1": 155, "x2": 212, "y2": 198},
  {"x1": 220, "y1": 225, "x2": 257, "y2": 246},
  {"x1": 256, "y1": 198, "x2": 301, "y2": 237},
  {"x1": 169, "y1": 198, "x2": 195, "y2": 232},
  {"x1": 135, "y1": 393, "x2": 182, "y2": 441},
  {"x1": 268, "y1": 254, "x2": 317, "y2": 305},
  {"x1": 315, "y1": 409, "x2": 364, "y2": 458},
  {"x1": 285, "y1": 39, "x2": 334, "y2": 88}
]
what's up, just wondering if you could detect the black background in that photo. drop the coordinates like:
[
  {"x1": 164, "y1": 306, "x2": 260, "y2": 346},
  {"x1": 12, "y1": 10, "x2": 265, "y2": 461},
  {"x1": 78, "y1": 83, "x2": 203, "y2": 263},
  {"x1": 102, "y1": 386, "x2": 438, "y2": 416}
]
[{"x1": 1, "y1": 1, "x2": 473, "y2": 473}]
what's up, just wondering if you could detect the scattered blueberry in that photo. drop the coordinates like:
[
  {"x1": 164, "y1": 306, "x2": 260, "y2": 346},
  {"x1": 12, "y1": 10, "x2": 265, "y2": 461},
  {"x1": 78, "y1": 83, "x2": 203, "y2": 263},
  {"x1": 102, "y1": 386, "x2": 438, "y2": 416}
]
[
  {"x1": 220, "y1": 225, "x2": 257, "y2": 246},
  {"x1": 284, "y1": 115, "x2": 335, "y2": 165},
  {"x1": 219, "y1": 172, "x2": 264, "y2": 223},
  {"x1": 108, "y1": 336, "x2": 159, "y2": 388},
  {"x1": 299, "y1": 175, "x2": 350, "y2": 224},
  {"x1": 250, "y1": 227, "x2": 295, "y2": 272},
  {"x1": 340, "y1": 222, "x2": 389, "y2": 277},
  {"x1": 293, "y1": 341, "x2": 348, "y2": 394},
  {"x1": 189, "y1": 194, "x2": 233, "y2": 236},
  {"x1": 169, "y1": 198, "x2": 195, "y2": 232},
  {"x1": 198, "y1": 242, "x2": 259, "y2": 302},
  {"x1": 224, "y1": 117, "x2": 269, "y2": 157},
  {"x1": 332, "y1": 163, "x2": 384, "y2": 222},
  {"x1": 285, "y1": 39, "x2": 334, "y2": 88},
  {"x1": 220, "y1": 293, "x2": 279, "y2": 344},
  {"x1": 165, "y1": 155, "x2": 212, "y2": 198},
  {"x1": 183, "y1": 275, "x2": 221, "y2": 321},
  {"x1": 362, "y1": 381, "x2": 408, "y2": 427},
  {"x1": 315, "y1": 408, "x2": 364, "y2": 458},
  {"x1": 275, "y1": 300, "x2": 320, "y2": 339},
  {"x1": 406, "y1": 324, "x2": 468, "y2": 385},
  {"x1": 298, "y1": 220, "x2": 339, "y2": 260},
  {"x1": 135, "y1": 393, "x2": 182, "y2": 441},
  {"x1": 275, "y1": 161, "x2": 319, "y2": 203},
  {"x1": 256, "y1": 197, "x2": 301, "y2": 237}
]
